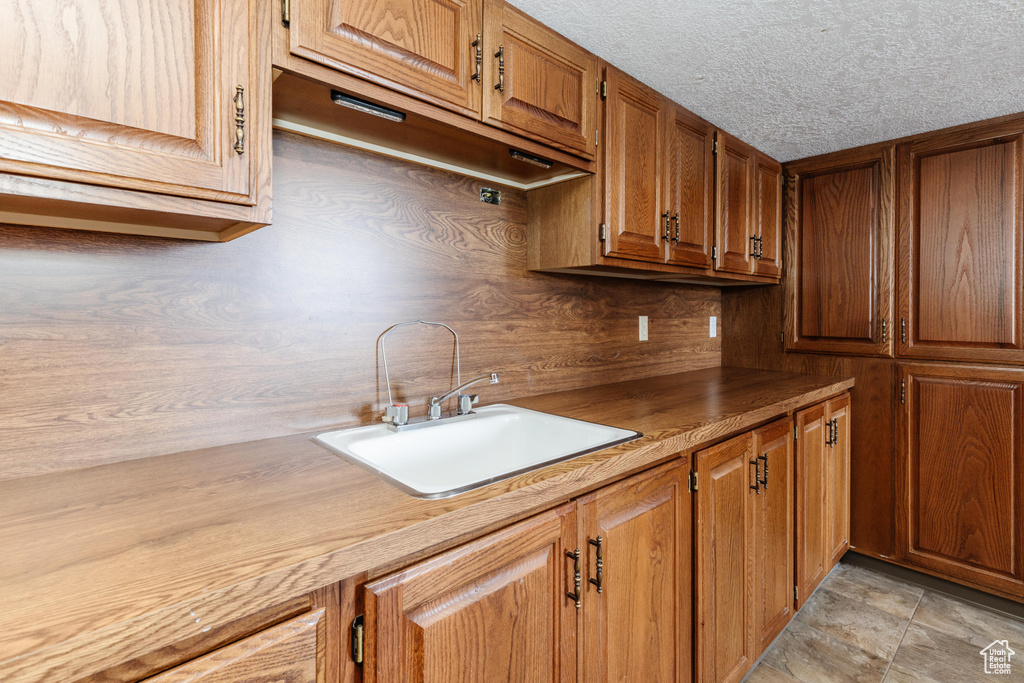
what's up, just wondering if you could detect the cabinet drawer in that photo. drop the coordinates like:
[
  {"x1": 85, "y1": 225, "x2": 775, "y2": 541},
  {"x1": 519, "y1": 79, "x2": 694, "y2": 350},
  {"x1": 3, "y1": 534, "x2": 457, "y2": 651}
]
[{"x1": 144, "y1": 609, "x2": 323, "y2": 683}]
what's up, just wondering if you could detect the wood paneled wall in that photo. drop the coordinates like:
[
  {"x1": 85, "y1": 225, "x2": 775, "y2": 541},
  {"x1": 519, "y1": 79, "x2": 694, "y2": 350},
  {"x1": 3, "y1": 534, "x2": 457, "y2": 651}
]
[
  {"x1": 0, "y1": 130, "x2": 720, "y2": 481},
  {"x1": 722, "y1": 286, "x2": 895, "y2": 558}
]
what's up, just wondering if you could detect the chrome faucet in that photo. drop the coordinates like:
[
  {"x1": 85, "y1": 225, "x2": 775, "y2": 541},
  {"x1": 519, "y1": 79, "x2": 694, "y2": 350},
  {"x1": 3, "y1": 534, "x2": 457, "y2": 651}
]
[
  {"x1": 377, "y1": 320, "x2": 501, "y2": 431},
  {"x1": 429, "y1": 373, "x2": 500, "y2": 420}
]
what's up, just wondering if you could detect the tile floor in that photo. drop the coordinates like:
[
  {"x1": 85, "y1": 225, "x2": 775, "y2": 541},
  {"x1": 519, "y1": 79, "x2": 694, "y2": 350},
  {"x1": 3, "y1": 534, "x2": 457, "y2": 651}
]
[{"x1": 745, "y1": 562, "x2": 1024, "y2": 682}]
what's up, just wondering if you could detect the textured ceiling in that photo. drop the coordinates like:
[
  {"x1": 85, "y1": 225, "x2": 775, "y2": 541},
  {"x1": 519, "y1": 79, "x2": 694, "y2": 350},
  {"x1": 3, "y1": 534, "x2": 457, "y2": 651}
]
[{"x1": 508, "y1": 0, "x2": 1024, "y2": 161}]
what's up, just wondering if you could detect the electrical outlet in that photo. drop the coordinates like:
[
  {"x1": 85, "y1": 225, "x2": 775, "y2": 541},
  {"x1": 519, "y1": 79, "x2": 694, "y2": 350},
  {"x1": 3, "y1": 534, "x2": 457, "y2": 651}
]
[
  {"x1": 709, "y1": 316, "x2": 717, "y2": 338},
  {"x1": 639, "y1": 316, "x2": 649, "y2": 341}
]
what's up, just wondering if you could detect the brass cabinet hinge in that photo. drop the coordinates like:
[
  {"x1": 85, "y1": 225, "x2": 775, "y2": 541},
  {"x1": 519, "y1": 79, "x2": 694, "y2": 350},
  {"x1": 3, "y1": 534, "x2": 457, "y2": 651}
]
[
  {"x1": 600, "y1": 80, "x2": 607, "y2": 100},
  {"x1": 794, "y1": 586, "x2": 799, "y2": 603},
  {"x1": 351, "y1": 615, "x2": 364, "y2": 665},
  {"x1": 901, "y1": 317, "x2": 907, "y2": 344},
  {"x1": 794, "y1": 422, "x2": 798, "y2": 440},
  {"x1": 282, "y1": 0, "x2": 290, "y2": 25},
  {"x1": 881, "y1": 318, "x2": 888, "y2": 343},
  {"x1": 598, "y1": 223, "x2": 607, "y2": 242},
  {"x1": 713, "y1": 138, "x2": 719, "y2": 155},
  {"x1": 900, "y1": 379, "x2": 906, "y2": 404},
  {"x1": 689, "y1": 470, "x2": 698, "y2": 492},
  {"x1": 711, "y1": 245, "x2": 717, "y2": 261},
  {"x1": 595, "y1": 128, "x2": 599, "y2": 147}
]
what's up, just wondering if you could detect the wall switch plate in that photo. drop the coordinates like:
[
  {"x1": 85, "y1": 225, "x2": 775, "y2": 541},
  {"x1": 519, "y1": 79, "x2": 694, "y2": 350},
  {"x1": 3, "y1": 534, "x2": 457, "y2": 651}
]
[
  {"x1": 709, "y1": 316, "x2": 717, "y2": 338},
  {"x1": 639, "y1": 316, "x2": 649, "y2": 341}
]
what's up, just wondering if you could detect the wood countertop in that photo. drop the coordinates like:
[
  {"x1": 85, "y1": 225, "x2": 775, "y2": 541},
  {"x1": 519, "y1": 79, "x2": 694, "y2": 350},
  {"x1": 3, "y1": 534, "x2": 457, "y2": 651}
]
[{"x1": 0, "y1": 366, "x2": 853, "y2": 682}]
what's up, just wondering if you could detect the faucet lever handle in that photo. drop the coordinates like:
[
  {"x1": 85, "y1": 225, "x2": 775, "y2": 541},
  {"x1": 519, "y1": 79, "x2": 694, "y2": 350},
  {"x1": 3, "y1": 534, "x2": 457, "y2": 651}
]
[
  {"x1": 384, "y1": 403, "x2": 409, "y2": 426},
  {"x1": 458, "y1": 393, "x2": 479, "y2": 415}
]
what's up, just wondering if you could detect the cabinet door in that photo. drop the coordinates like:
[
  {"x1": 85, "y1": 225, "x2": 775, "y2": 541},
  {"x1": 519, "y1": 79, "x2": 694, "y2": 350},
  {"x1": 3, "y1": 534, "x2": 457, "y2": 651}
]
[
  {"x1": 826, "y1": 394, "x2": 851, "y2": 568},
  {"x1": 785, "y1": 146, "x2": 895, "y2": 356},
  {"x1": 897, "y1": 363, "x2": 1024, "y2": 597},
  {"x1": 579, "y1": 458, "x2": 692, "y2": 683},
  {"x1": 795, "y1": 403, "x2": 828, "y2": 609},
  {"x1": 289, "y1": 0, "x2": 483, "y2": 117},
  {"x1": 1, "y1": 0, "x2": 259, "y2": 202},
  {"x1": 143, "y1": 611, "x2": 323, "y2": 682},
  {"x1": 602, "y1": 67, "x2": 667, "y2": 263},
  {"x1": 696, "y1": 432, "x2": 757, "y2": 683},
  {"x1": 752, "y1": 417, "x2": 794, "y2": 654},
  {"x1": 896, "y1": 123, "x2": 1024, "y2": 363},
  {"x1": 482, "y1": 0, "x2": 597, "y2": 158},
  {"x1": 753, "y1": 152, "x2": 782, "y2": 278},
  {"x1": 363, "y1": 504, "x2": 577, "y2": 683},
  {"x1": 713, "y1": 131, "x2": 755, "y2": 275},
  {"x1": 665, "y1": 105, "x2": 714, "y2": 268}
]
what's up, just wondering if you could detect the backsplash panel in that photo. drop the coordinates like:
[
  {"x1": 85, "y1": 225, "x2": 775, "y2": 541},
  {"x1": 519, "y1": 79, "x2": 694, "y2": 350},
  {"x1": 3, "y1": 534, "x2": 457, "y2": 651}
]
[{"x1": 0, "y1": 130, "x2": 719, "y2": 481}]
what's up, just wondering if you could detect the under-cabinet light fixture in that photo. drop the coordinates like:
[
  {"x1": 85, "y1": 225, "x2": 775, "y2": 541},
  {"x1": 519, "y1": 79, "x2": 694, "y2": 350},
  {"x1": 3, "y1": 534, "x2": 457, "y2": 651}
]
[
  {"x1": 509, "y1": 148, "x2": 553, "y2": 169},
  {"x1": 331, "y1": 90, "x2": 406, "y2": 123}
]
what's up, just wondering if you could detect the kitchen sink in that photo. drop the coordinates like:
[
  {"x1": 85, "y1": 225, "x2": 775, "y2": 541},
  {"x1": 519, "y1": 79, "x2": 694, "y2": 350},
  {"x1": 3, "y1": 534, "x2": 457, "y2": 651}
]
[{"x1": 313, "y1": 404, "x2": 641, "y2": 499}]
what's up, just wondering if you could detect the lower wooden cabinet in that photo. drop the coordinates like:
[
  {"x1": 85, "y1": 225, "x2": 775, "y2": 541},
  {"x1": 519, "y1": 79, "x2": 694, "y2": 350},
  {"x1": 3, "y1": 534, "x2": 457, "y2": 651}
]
[
  {"x1": 897, "y1": 363, "x2": 1024, "y2": 598},
  {"x1": 362, "y1": 458, "x2": 692, "y2": 683},
  {"x1": 795, "y1": 393, "x2": 851, "y2": 608},
  {"x1": 695, "y1": 416, "x2": 794, "y2": 683},
  {"x1": 579, "y1": 459, "x2": 693, "y2": 683}
]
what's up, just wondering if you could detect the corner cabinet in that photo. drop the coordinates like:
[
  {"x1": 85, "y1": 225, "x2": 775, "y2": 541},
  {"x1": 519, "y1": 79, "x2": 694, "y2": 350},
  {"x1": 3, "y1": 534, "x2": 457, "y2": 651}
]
[
  {"x1": 784, "y1": 145, "x2": 895, "y2": 356},
  {"x1": 1, "y1": 0, "x2": 271, "y2": 241},
  {"x1": 896, "y1": 363, "x2": 1024, "y2": 598},
  {"x1": 362, "y1": 458, "x2": 694, "y2": 683}
]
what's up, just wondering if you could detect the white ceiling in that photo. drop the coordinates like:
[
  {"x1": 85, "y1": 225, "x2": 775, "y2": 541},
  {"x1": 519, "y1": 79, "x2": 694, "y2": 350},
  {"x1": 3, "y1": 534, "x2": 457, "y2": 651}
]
[{"x1": 509, "y1": 0, "x2": 1024, "y2": 161}]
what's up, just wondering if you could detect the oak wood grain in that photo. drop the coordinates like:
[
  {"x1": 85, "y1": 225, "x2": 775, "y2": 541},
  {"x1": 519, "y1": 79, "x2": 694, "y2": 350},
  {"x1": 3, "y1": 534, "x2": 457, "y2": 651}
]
[
  {"x1": 0, "y1": 129, "x2": 718, "y2": 481},
  {"x1": 753, "y1": 416, "x2": 794, "y2": 653},
  {"x1": 695, "y1": 430, "x2": 757, "y2": 683},
  {"x1": 143, "y1": 610, "x2": 324, "y2": 683},
  {"x1": 289, "y1": 0, "x2": 484, "y2": 118},
  {"x1": 666, "y1": 104, "x2": 714, "y2": 269},
  {"x1": 826, "y1": 393, "x2": 851, "y2": 567},
  {"x1": 794, "y1": 402, "x2": 828, "y2": 609},
  {"x1": 0, "y1": 367, "x2": 852, "y2": 682},
  {"x1": 579, "y1": 459, "x2": 692, "y2": 683},
  {"x1": 897, "y1": 123, "x2": 1024, "y2": 362},
  {"x1": 482, "y1": 0, "x2": 598, "y2": 158},
  {"x1": 713, "y1": 131, "x2": 754, "y2": 276},
  {"x1": 897, "y1": 363, "x2": 1024, "y2": 596},
  {"x1": 753, "y1": 152, "x2": 782, "y2": 278}
]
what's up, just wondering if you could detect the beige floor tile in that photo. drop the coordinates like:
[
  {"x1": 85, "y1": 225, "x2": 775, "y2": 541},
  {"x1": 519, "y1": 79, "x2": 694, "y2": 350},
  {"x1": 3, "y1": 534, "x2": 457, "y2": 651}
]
[
  {"x1": 743, "y1": 662, "x2": 801, "y2": 682},
  {"x1": 911, "y1": 590, "x2": 1024, "y2": 651},
  {"x1": 823, "y1": 563, "x2": 925, "y2": 621},
  {"x1": 882, "y1": 662, "x2": 945, "y2": 683},
  {"x1": 888, "y1": 622, "x2": 999, "y2": 683},
  {"x1": 763, "y1": 619, "x2": 889, "y2": 683},
  {"x1": 796, "y1": 586, "x2": 910, "y2": 660}
]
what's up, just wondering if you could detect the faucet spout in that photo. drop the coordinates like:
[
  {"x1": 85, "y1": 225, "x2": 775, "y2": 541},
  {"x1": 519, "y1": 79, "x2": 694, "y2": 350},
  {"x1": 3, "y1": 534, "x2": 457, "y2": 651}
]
[{"x1": 429, "y1": 373, "x2": 499, "y2": 419}]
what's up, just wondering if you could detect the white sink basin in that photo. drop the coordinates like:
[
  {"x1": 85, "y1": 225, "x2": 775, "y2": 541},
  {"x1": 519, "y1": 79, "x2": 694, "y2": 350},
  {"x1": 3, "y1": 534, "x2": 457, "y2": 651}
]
[{"x1": 313, "y1": 405, "x2": 641, "y2": 498}]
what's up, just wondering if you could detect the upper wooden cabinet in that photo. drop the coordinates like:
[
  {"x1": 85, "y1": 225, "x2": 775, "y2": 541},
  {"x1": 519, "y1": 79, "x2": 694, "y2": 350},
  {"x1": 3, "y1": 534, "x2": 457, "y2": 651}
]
[
  {"x1": 897, "y1": 363, "x2": 1024, "y2": 599},
  {"x1": 896, "y1": 120, "x2": 1024, "y2": 363},
  {"x1": 289, "y1": 0, "x2": 485, "y2": 117},
  {"x1": 713, "y1": 132, "x2": 782, "y2": 278},
  {"x1": 602, "y1": 68, "x2": 669, "y2": 263},
  {"x1": 784, "y1": 146, "x2": 895, "y2": 357},
  {"x1": 0, "y1": 0, "x2": 271, "y2": 240},
  {"x1": 287, "y1": 0, "x2": 597, "y2": 157},
  {"x1": 482, "y1": 0, "x2": 598, "y2": 158},
  {"x1": 666, "y1": 104, "x2": 716, "y2": 269}
]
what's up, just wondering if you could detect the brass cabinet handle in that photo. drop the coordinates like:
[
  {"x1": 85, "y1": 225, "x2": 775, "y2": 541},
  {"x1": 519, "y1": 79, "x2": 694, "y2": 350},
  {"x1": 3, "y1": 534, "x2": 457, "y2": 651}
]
[
  {"x1": 758, "y1": 454, "x2": 768, "y2": 489},
  {"x1": 471, "y1": 34, "x2": 482, "y2": 81},
  {"x1": 749, "y1": 459, "x2": 761, "y2": 494},
  {"x1": 494, "y1": 46, "x2": 505, "y2": 92},
  {"x1": 662, "y1": 212, "x2": 671, "y2": 241},
  {"x1": 588, "y1": 536, "x2": 603, "y2": 593},
  {"x1": 672, "y1": 215, "x2": 679, "y2": 243},
  {"x1": 566, "y1": 548, "x2": 581, "y2": 608},
  {"x1": 232, "y1": 86, "x2": 245, "y2": 155}
]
